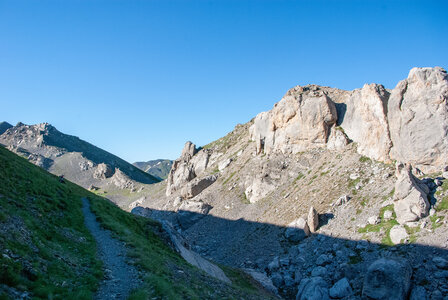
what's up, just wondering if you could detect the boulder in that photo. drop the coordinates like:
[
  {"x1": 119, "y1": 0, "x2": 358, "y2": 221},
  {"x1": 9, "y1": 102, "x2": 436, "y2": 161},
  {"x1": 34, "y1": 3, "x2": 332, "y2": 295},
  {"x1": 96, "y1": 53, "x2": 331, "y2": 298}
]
[
  {"x1": 362, "y1": 258, "x2": 412, "y2": 300},
  {"x1": 393, "y1": 163, "x2": 430, "y2": 224},
  {"x1": 388, "y1": 67, "x2": 448, "y2": 173},
  {"x1": 311, "y1": 266, "x2": 327, "y2": 277},
  {"x1": 285, "y1": 218, "x2": 310, "y2": 242},
  {"x1": 244, "y1": 176, "x2": 276, "y2": 203},
  {"x1": 111, "y1": 168, "x2": 134, "y2": 189},
  {"x1": 307, "y1": 206, "x2": 319, "y2": 233},
  {"x1": 329, "y1": 277, "x2": 352, "y2": 299},
  {"x1": 180, "y1": 175, "x2": 217, "y2": 199},
  {"x1": 389, "y1": 225, "x2": 409, "y2": 245},
  {"x1": 339, "y1": 83, "x2": 392, "y2": 161},
  {"x1": 250, "y1": 85, "x2": 337, "y2": 155},
  {"x1": 368, "y1": 215, "x2": 380, "y2": 225},
  {"x1": 433, "y1": 256, "x2": 448, "y2": 269},
  {"x1": 296, "y1": 277, "x2": 330, "y2": 300},
  {"x1": 410, "y1": 285, "x2": 428, "y2": 300}
]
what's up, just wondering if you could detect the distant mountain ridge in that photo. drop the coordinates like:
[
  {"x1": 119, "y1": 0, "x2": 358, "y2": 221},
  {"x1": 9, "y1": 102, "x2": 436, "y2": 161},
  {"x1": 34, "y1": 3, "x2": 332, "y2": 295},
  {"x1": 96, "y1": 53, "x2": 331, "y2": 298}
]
[
  {"x1": 133, "y1": 159, "x2": 173, "y2": 180},
  {"x1": 0, "y1": 122, "x2": 159, "y2": 206}
]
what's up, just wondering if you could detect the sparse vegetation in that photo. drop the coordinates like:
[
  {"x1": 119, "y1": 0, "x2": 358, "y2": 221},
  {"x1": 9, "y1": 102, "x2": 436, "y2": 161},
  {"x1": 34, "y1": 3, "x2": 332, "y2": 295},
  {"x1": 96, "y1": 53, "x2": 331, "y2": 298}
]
[{"x1": 359, "y1": 156, "x2": 371, "y2": 163}]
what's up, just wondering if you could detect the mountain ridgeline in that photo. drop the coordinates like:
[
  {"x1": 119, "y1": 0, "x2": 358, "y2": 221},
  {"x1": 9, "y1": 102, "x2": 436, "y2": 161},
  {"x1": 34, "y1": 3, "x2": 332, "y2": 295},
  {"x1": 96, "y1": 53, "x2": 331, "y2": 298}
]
[{"x1": 133, "y1": 159, "x2": 173, "y2": 181}]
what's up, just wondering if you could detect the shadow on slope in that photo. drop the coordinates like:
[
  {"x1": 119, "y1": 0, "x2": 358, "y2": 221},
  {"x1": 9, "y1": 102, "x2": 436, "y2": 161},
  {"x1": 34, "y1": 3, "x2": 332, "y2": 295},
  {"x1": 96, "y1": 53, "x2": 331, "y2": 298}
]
[{"x1": 132, "y1": 206, "x2": 448, "y2": 299}]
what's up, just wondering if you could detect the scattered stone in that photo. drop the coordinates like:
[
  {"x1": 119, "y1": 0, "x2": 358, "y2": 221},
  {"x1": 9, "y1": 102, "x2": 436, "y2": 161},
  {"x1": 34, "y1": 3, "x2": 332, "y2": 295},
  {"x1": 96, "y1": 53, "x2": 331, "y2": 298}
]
[
  {"x1": 296, "y1": 277, "x2": 330, "y2": 300},
  {"x1": 316, "y1": 254, "x2": 331, "y2": 266},
  {"x1": 433, "y1": 256, "x2": 448, "y2": 269},
  {"x1": 368, "y1": 215, "x2": 380, "y2": 225},
  {"x1": 311, "y1": 266, "x2": 327, "y2": 277},
  {"x1": 329, "y1": 277, "x2": 352, "y2": 299},
  {"x1": 390, "y1": 225, "x2": 409, "y2": 245},
  {"x1": 383, "y1": 210, "x2": 393, "y2": 220}
]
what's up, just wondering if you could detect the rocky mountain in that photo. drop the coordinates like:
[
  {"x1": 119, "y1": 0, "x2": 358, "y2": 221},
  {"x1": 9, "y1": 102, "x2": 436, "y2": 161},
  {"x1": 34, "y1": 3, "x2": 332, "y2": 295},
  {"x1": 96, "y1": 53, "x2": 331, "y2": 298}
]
[
  {"x1": 133, "y1": 159, "x2": 173, "y2": 180},
  {"x1": 134, "y1": 67, "x2": 448, "y2": 299},
  {"x1": 0, "y1": 146, "x2": 274, "y2": 299},
  {"x1": 0, "y1": 122, "x2": 160, "y2": 207}
]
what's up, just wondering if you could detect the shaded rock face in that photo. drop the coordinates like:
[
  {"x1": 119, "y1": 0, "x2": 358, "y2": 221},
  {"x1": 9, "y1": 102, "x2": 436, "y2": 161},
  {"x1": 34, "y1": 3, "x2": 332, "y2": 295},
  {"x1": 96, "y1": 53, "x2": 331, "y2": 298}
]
[
  {"x1": 393, "y1": 163, "x2": 430, "y2": 224},
  {"x1": 362, "y1": 258, "x2": 412, "y2": 300},
  {"x1": 250, "y1": 85, "x2": 338, "y2": 155},
  {"x1": 338, "y1": 84, "x2": 391, "y2": 161},
  {"x1": 285, "y1": 218, "x2": 310, "y2": 242},
  {"x1": 177, "y1": 200, "x2": 212, "y2": 229},
  {"x1": 166, "y1": 142, "x2": 211, "y2": 196},
  {"x1": 388, "y1": 67, "x2": 448, "y2": 172}
]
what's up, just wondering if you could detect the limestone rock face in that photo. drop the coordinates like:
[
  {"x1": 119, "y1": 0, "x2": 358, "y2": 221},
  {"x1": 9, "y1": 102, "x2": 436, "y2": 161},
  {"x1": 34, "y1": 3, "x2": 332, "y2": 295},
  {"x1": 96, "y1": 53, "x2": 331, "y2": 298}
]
[
  {"x1": 250, "y1": 85, "x2": 337, "y2": 155},
  {"x1": 393, "y1": 163, "x2": 430, "y2": 224},
  {"x1": 338, "y1": 84, "x2": 391, "y2": 161},
  {"x1": 388, "y1": 67, "x2": 448, "y2": 172},
  {"x1": 362, "y1": 258, "x2": 412, "y2": 300},
  {"x1": 180, "y1": 175, "x2": 217, "y2": 199},
  {"x1": 166, "y1": 142, "x2": 211, "y2": 196}
]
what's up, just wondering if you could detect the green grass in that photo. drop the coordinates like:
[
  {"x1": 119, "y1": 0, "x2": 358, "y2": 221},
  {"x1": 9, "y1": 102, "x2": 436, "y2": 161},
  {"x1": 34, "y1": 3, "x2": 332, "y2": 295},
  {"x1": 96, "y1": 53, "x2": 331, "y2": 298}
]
[
  {"x1": 359, "y1": 156, "x2": 371, "y2": 163},
  {"x1": 0, "y1": 146, "x2": 274, "y2": 300},
  {"x1": 0, "y1": 146, "x2": 102, "y2": 299},
  {"x1": 358, "y1": 204, "x2": 399, "y2": 246},
  {"x1": 435, "y1": 180, "x2": 448, "y2": 211},
  {"x1": 430, "y1": 215, "x2": 444, "y2": 229}
]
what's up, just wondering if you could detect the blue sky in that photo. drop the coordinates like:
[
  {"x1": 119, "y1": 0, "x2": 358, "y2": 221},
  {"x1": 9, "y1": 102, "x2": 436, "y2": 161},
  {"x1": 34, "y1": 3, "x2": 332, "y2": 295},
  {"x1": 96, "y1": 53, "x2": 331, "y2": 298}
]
[{"x1": 1, "y1": 0, "x2": 447, "y2": 162}]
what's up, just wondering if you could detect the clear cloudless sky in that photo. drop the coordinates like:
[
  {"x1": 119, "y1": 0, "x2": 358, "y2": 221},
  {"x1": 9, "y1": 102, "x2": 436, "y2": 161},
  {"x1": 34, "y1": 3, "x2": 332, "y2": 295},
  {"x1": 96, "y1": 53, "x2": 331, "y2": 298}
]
[{"x1": 1, "y1": 0, "x2": 447, "y2": 162}]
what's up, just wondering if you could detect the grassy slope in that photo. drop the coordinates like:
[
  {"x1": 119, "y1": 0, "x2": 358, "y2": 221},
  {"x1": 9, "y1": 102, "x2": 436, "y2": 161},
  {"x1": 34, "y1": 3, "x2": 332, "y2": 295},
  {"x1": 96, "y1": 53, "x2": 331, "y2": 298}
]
[{"x1": 0, "y1": 146, "x2": 273, "y2": 300}]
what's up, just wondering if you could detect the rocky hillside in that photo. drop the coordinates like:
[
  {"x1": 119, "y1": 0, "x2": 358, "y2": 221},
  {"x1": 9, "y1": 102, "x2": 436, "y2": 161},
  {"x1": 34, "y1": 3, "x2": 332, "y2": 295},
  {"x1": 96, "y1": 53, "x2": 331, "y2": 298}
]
[
  {"x1": 0, "y1": 145, "x2": 276, "y2": 299},
  {"x1": 133, "y1": 159, "x2": 173, "y2": 180},
  {"x1": 0, "y1": 122, "x2": 160, "y2": 207},
  {"x1": 135, "y1": 67, "x2": 448, "y2": 299}
]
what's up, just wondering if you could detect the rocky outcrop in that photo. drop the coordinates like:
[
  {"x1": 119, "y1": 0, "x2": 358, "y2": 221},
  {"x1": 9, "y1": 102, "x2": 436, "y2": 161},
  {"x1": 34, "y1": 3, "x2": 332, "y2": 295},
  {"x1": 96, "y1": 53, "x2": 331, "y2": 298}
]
[
  {"x1": 93, "y1": 163, "x2": 114, "y2": 179},
  {"x1": 393, "y1": 163, "x2": 430, "y2": 224},
  {"x1": 180, "y1": 175, "x2": 217, "y2": 199},
  {"x1": 326, "y1": 127, "x2": 349, "y2": 151},
  {"x1": 338, "y1": 84, "x2": 391, "y2": 161},
  {"x1": 166, "y1": 142, "x2": 212, "y2": 196},
  {"x1": 250, "y1": 85, "x2": 338, "y2": 155},
  {"x1": 307, "y1": 206, "x2": 319, "y2": 233},
  {"x1": 111, "y1": 168, "x2": 134, "y2": 189},
  {"x1": 388, "y1": 67, "x2": 448, "y2": 173},
  {"x1": 362, "y1": 258, "x2": 412, "y2": 300}
]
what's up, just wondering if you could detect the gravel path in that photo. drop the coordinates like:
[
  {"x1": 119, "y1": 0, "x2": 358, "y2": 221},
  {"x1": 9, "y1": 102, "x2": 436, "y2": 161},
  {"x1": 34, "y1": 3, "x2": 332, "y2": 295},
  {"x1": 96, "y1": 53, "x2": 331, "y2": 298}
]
[{"x1": 82, "y1": 198, "x2": 140, "y2": 299}]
